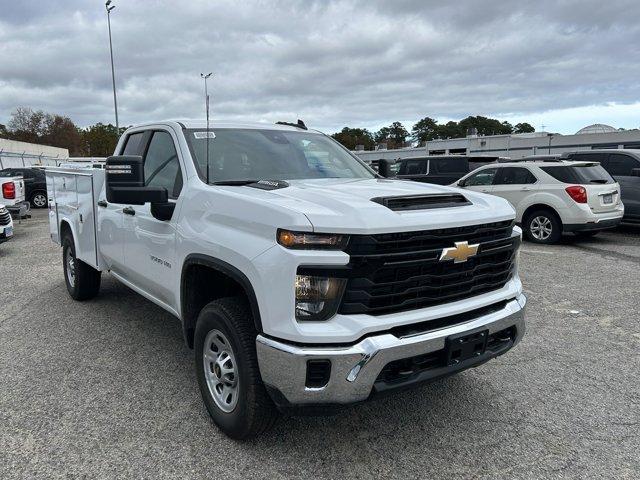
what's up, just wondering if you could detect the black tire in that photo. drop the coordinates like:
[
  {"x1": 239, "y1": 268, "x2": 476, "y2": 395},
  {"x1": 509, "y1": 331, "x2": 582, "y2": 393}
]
[
  {"x1": 195, "y1": 297, "x2": 278, "y2": 439},
  {"x1": 62, "y1": 233, "x2": 101, "y2": 300},
  {"x1": 30, "y1": 191, "x2": 48, "y2": 208},
  {"x1": 523, "y1": 209, "x2": 562, "y2": 244},
  {"x1": 574, "y1": 230, "x2": 598, "y2": 238}
]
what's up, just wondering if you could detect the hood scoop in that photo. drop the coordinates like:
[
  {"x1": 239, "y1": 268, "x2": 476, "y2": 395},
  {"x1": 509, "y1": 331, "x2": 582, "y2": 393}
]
[{"x1": 371, "y1": 193, "x2": 471, "y2": 212}]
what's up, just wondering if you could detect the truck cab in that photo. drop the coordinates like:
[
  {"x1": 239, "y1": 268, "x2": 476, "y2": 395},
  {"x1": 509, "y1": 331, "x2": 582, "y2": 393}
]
[{"x1": 47, "y1": 120, "x2": 526, "y2": 439}]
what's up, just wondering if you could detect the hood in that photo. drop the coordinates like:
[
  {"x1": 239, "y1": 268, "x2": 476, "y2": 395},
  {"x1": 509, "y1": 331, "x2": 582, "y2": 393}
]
[{"x1": 226, "y1": 178, "x2": 515, "y2": 234}]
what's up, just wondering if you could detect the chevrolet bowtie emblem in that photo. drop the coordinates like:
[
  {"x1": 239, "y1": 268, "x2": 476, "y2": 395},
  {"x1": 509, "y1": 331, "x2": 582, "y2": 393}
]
[{"x1": 439, "y1": 241, "x2": 479, "y2": 263}]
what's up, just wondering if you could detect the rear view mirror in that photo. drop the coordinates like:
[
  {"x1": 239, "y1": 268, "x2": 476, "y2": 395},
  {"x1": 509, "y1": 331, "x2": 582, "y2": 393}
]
[
  {"x1": 631, "y1": 168, "x2": 640, "y2": 177},
  {"x1": 377, "y1": 159, "x2": 396, "y2": 178},
  {"x1": 105, "y1": 155, "x2": 168, "y2": 205}
]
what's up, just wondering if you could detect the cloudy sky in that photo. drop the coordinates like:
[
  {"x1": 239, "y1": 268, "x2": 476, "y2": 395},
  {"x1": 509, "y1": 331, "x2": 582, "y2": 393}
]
[{"x1": 1, "y1": 0, "x2": 639, "y2": 134}]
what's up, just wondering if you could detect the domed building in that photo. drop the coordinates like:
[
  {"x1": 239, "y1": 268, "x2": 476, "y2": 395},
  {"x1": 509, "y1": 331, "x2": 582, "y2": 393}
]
[{"x1": 576, "y1": 124, "x2": 618, "y2": 135}]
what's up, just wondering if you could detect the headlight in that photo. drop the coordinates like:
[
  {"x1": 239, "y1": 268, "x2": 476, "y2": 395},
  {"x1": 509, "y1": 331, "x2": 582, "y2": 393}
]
[
  {"x1": 295, "y1": 275, "x2": 346, "y2": 321},
  {"x1": 277, "y1": 229, "x2": 348, "y2": 250}
]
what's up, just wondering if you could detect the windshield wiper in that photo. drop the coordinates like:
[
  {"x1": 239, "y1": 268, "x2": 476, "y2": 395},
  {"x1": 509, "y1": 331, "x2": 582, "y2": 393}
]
[
  {"x1": 589, "y1": 179, "x2": 608, "y2": 184},
  {"x1": 211, "y1": 179, "x2": 261, "y2": 186}
]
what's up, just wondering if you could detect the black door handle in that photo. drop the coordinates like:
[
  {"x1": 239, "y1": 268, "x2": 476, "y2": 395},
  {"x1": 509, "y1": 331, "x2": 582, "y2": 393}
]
[
  {"x1": 97, "y1": 200, "x2": 108, "y2": 208},
  {"x1": 123, "y1": 207, "x2": 136, "y2": 216}
]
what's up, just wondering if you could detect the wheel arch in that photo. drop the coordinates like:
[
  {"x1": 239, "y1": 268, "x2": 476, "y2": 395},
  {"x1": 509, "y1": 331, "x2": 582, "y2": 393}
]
[
  {"x1": 180, "y1": 253, "x2": 263, "y2": 349},
  {"x1": 59, "y1": 219, "x2": 77, "y2": 248},
  {"x1": 522, "y1": 203, "x2": 564, "y2": 236}
]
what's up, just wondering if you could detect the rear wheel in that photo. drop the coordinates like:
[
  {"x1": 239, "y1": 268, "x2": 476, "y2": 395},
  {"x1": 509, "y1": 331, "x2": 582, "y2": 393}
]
[
  {"x1": 524, "y1": 209, "x2": 562, "y2": 244},
  {"x1": 30, "y1": 191, "x2": 48, "y2": 208},
  {"x1": 195, "y1": 297, "x2": 278, "y2": 439},
  {"x1": 62, "y1": 233, "x2": 101, "y2": 300}
]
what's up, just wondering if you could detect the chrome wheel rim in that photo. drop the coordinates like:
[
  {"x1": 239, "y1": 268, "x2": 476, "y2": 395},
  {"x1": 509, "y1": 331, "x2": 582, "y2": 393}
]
[
  {"x1": 203, "y1": 329, "x2": 239, "y2": 413},
  {"x1": 531, "y1": 216, "x2": 552, "y2": 240},
  {"x1": 65, "y1": 247, "x2": 76, "y2": 288},
  {"x1": 33, "y1": 194, "x2": 47, "y2": 207}
]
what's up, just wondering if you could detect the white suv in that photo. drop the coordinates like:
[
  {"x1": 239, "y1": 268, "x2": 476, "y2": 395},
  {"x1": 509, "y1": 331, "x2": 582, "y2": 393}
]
[{"x1": 455, "y1": 159, "x2": 624, "y2": 244}]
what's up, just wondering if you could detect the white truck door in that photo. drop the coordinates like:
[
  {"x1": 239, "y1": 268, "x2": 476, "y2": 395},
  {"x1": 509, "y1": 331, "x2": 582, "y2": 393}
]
[{"x1": 121, "y1": 130, "x2": 183, "y2": 307}]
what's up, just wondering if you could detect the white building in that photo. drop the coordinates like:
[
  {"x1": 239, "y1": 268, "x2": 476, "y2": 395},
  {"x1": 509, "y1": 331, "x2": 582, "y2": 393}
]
[
  {"x1": 0, "y1": 138, "x2": 69, "y2": 169},
  {"x1": 354, "y1": 124, "x2": 640, "y2": 162}
]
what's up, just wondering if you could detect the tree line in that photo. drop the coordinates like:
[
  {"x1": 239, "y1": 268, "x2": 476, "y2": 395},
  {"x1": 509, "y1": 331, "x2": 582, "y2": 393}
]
[
  {"x1": 0, "y1": 107, "x2": 126, "y2": 157},
  {"x1": 331, "y1": 116, "x2": 535, "y2": 150},
  {"x1": 0, "y1": 107, "x2": 536, "y2": 156}
]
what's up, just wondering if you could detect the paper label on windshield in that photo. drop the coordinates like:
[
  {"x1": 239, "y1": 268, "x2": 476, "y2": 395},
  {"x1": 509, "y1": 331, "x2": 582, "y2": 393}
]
[{"x1": 194, "y1": 131, "x2": 216, "y2": 139}]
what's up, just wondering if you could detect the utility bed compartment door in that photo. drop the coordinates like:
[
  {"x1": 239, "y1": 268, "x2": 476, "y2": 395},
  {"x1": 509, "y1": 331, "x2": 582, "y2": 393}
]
[{"x1": 76, "y1": 175, "x2": 99, "y2": 267}]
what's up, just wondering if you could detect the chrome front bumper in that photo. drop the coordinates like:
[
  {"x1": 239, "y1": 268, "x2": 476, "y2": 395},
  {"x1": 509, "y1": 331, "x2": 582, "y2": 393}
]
[{"x1": 256, "y1": 294, "x2": 526, "y2": 406}]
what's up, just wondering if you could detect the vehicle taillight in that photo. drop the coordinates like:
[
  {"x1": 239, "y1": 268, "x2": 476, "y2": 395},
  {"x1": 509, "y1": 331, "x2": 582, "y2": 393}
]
[
  {"x1": 565, "y1": 185, "x2": 587, "y2": 203},
  {"x1": 2, "y1": 182, "x2": 15, "y2": 200}
]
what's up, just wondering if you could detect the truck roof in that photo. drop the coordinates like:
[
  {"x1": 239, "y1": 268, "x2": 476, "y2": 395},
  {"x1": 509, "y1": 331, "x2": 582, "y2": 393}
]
[{"x1": 128, "y1": 120, "x2": 317, "y2": 133}]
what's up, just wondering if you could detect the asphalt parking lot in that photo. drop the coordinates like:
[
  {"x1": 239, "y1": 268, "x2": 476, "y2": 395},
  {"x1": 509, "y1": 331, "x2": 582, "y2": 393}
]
[{"x1": 1, "y1": 209, "x2": 639, "y2": 479}]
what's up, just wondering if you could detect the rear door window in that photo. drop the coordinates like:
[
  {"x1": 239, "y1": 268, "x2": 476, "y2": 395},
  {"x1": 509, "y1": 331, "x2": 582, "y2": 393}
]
[
  {"x1": 494, "y1": 167, "x2": 537, "y2": 185},
  {"x1": 607, "y1": 153, "x2": 640, "y2": 176}
]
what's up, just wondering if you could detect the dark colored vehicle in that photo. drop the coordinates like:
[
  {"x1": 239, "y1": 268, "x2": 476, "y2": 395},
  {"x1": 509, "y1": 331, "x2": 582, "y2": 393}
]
[
  {"x1": 396, "y1": 156, "x2": 470, "y2": 185},
  {"x1": 0, "y1": 167, "x2": 48, "y2": 208},
  {"x1": 562, "y1": 150, "x2": 640, "y2": 224}
]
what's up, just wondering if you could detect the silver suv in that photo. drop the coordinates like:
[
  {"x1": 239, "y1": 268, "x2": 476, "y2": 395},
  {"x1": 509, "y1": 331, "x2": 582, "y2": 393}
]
[{"x1": 455, "y1": 159, "x2": 624, "y2": 244}]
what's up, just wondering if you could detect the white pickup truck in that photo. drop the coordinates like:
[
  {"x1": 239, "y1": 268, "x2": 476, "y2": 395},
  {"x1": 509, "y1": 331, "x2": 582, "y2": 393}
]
[{"x1": 47, "y1": 120, "x2": 526, "y2": 439}]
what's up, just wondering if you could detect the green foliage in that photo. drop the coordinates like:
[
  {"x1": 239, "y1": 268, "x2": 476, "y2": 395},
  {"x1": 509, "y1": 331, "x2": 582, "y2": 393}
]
[
  {"x1": 411, "y1": 117, "x2": 438, "y2": 143},
  {"x1": 373, "y1": 122, "x2": 409, "y2": 149},
  {"x1": 334, "y1": 115, "x2": 536, "y2": 150},
  {"x1": 82, "y1": 123, "x2": 126, "y2": 157},
  {"x1": 2, "y1": 107, "x2": 126, "y2": 157},
  {"x1": 514, "y1": 122, "x2": 535, "y2": 134},
  {"x1": 331, "y1": 127, "x2": 375, "y2": 150}
]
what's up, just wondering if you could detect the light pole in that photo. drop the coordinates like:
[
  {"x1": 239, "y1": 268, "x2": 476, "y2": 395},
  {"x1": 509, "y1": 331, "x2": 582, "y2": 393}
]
[
  {"x1": 200, "y1": 72, "x2": 213, "y2": 183},
  {"x1": 106, "y1": 1, "x2": 119, "y2": 130}
]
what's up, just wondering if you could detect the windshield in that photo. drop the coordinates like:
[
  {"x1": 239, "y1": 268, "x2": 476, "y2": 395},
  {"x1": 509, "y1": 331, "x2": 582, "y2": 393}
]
[{"x1": 185, "y1": 128, "x2": 375, "y2": 183}]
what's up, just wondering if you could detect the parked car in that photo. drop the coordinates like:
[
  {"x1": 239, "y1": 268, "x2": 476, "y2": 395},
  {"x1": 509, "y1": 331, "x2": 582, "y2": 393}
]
[
  {"x1": 455, "y1": 159, "x2": 624, "y2": 243},
  {"x1": 0, "y1": 204, "x2": 14, "y2": 244},
  {"x1": 396, "y1": 156, "x2": 470, "y2": 185},
  {"x1": 0, "y1": 167, "x2": 48, "y2": 208},
  {"x1": 561, "y1": 150, "x2": 640, "y2": 224},
  {"x1": 47, "y1": 120, "x2": 526, "y2": 439}
]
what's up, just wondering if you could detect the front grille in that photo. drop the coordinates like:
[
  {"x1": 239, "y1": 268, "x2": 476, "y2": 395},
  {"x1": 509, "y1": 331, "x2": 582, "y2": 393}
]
[
  {"x1": 0, "y1": 210, "x2": 11, "y2": 226},
  {"x1": 338, "y1": 220, "x2": 518, "y2": 316}
]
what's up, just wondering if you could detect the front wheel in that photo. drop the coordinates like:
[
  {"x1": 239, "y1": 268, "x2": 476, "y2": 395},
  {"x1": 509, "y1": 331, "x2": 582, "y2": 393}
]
[
  {"x1": 62, "y1": 233, "x2": 101, "y2": 300},
  {"x1": 194, "y1": 297, "x2": 278, "y2": 439},
  {"x1": 524, "y1": 210, "x2": 562, "y2": 244}
]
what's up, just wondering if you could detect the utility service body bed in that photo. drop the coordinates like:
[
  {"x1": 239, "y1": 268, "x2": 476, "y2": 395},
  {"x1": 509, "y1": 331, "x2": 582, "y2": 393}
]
[{"x1": 46, "y1": 167, "x2": 105, "y2": 270}]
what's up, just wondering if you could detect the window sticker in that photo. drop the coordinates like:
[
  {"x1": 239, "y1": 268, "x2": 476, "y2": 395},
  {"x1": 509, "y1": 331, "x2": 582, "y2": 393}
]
[{"x1": 194, "y1": 131, "x2": 216, "y2": 139}]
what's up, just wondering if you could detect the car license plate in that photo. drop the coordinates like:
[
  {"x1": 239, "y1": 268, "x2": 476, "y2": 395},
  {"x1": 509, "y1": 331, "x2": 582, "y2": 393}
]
[
  {"x1": 602, "y1": 194, "x2": 613, "y2": 204},
  {"x1": 445, "y1": 329, "x2": 488, "y2": 366},
  {"x1": 5, "y1": 226, "x2": 13, "y2": 237}
]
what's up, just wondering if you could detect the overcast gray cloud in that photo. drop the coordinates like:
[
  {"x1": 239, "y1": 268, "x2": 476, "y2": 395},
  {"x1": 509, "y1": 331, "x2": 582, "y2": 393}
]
[{"x1": 1, "y1": 0, "x2": 639, "y2": 134}]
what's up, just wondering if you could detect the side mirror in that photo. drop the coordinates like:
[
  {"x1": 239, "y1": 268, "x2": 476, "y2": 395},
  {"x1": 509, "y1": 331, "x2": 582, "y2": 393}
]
[
  {"x1": 105, "y1": 155, "x2": 168, "y2": 205},
  {"x1": 377, "y1": 159, "x2": 396, "y2": 178},
  {"x1": 631, "y1": 168, "x2": 640, "y2": 177},
  {"x1": 457, "y1": 180, "x2": 466, "y2": 187}
]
